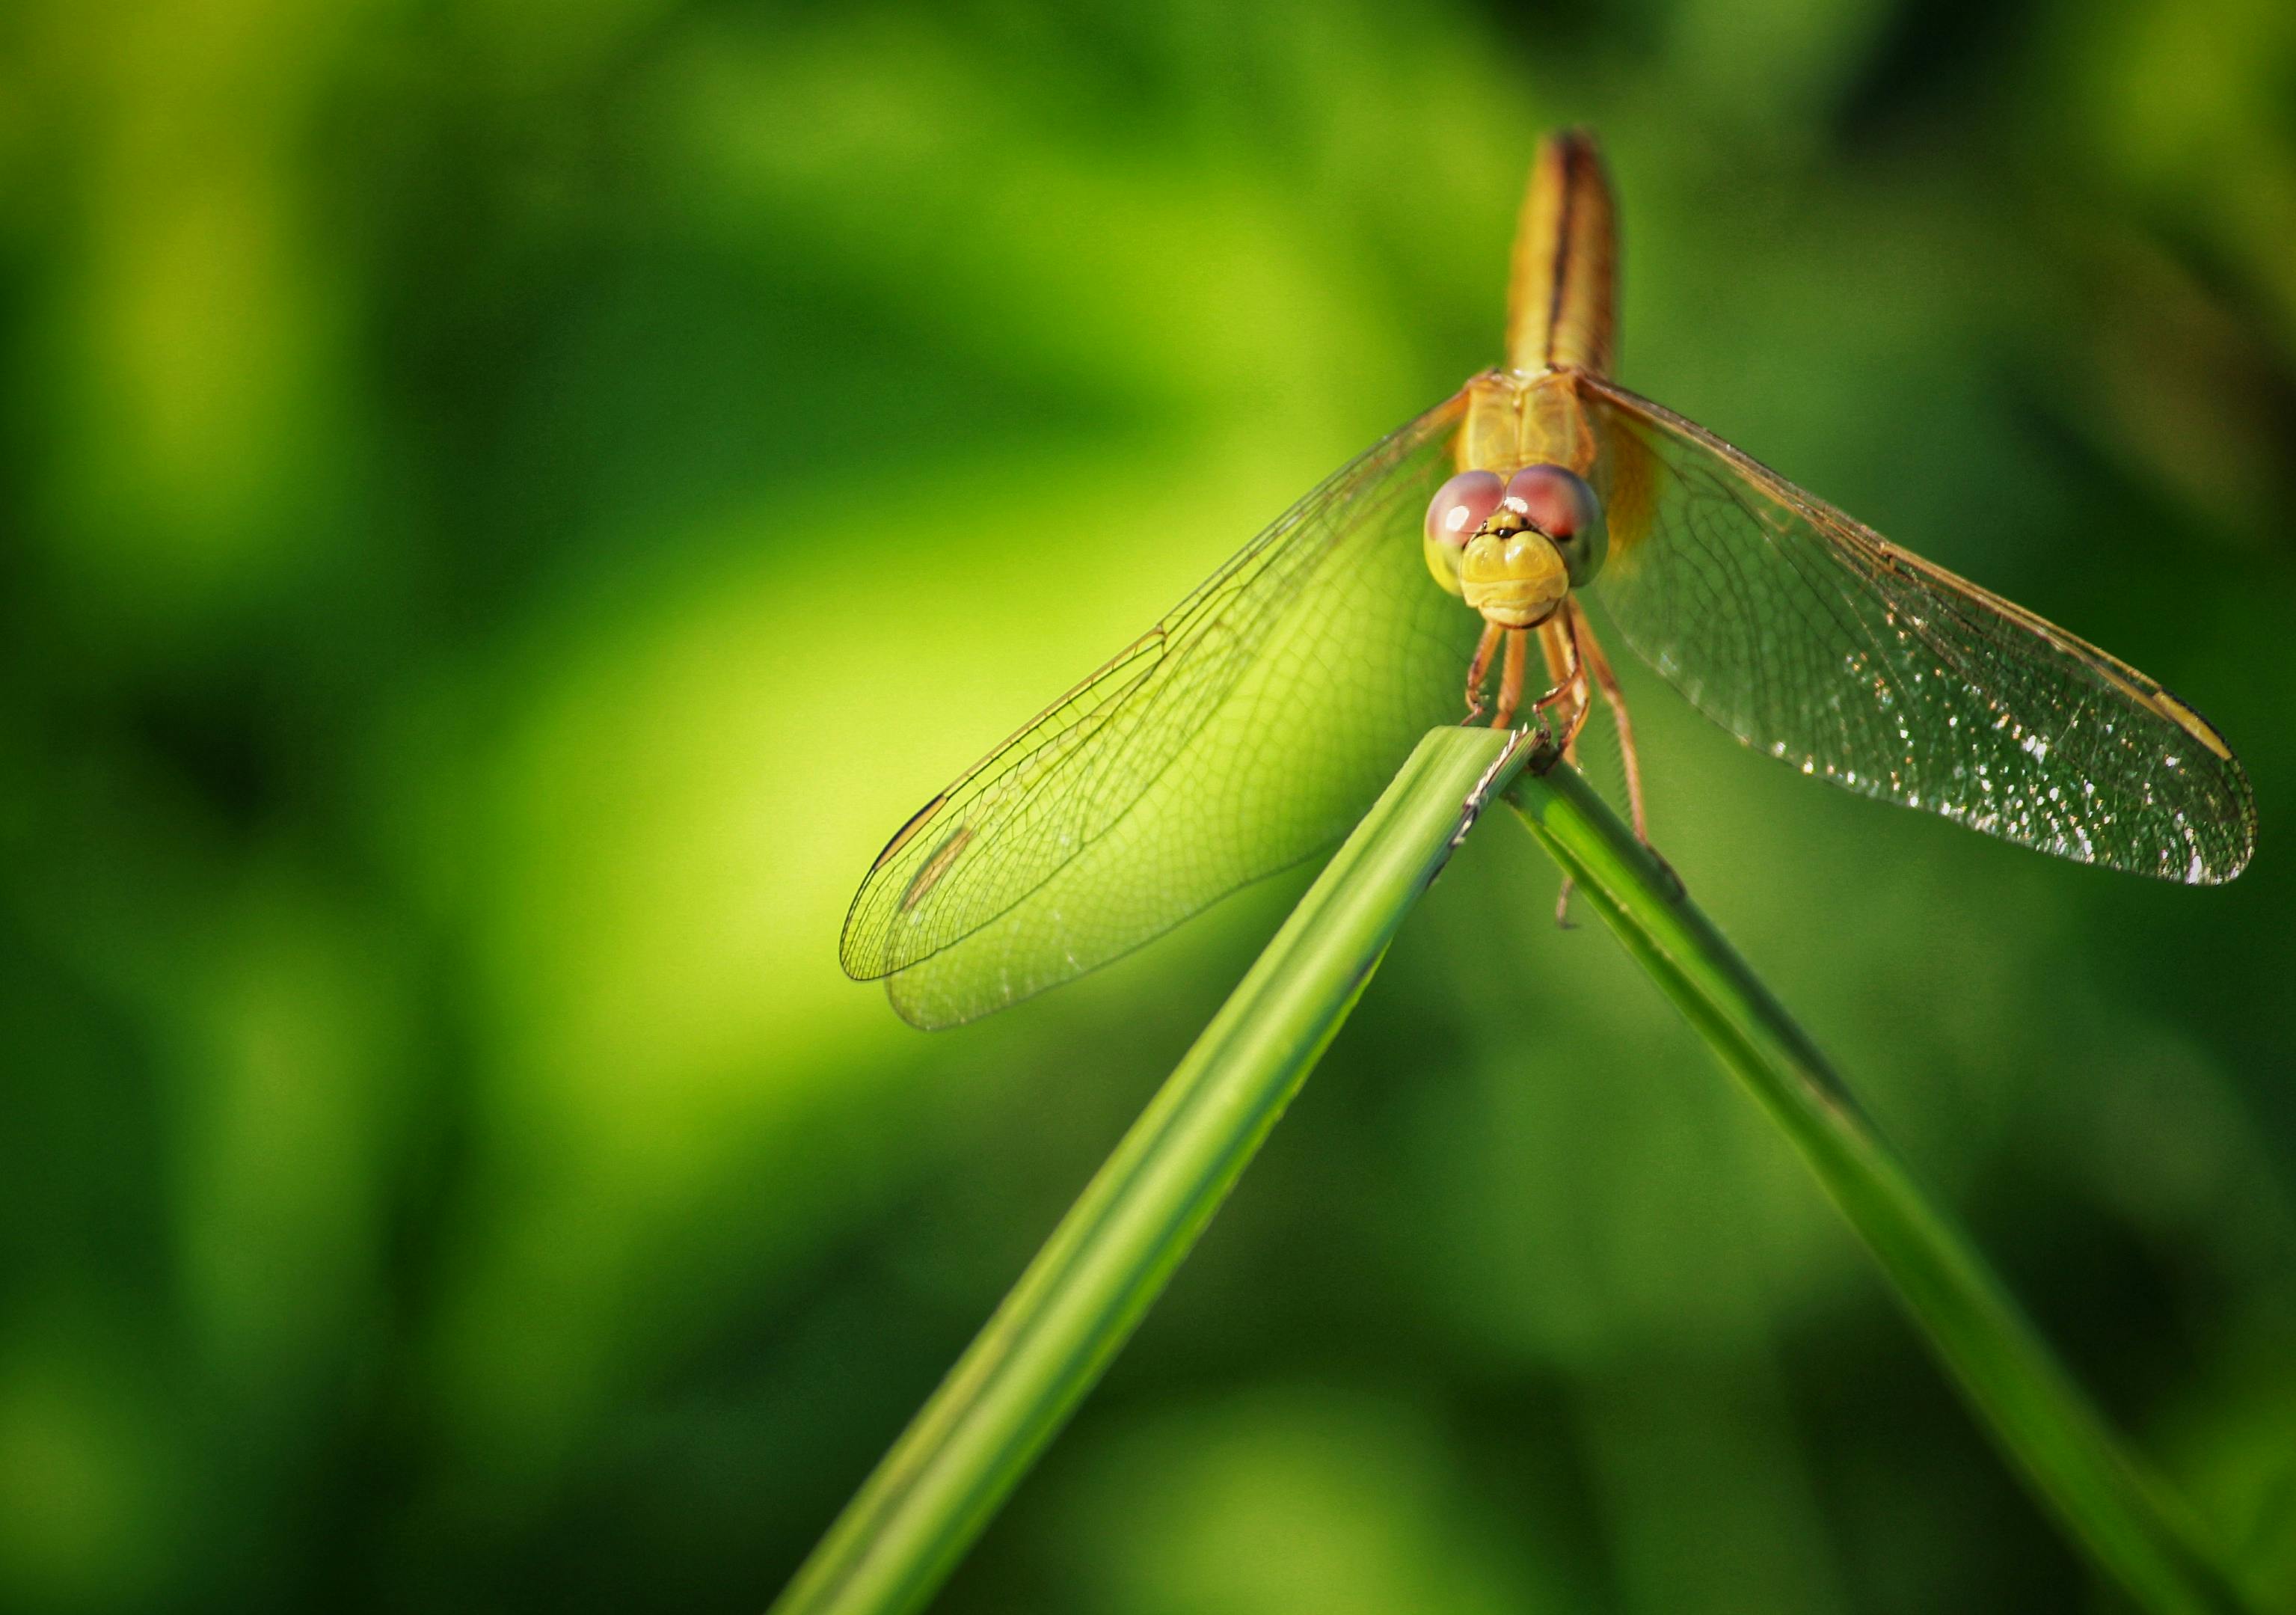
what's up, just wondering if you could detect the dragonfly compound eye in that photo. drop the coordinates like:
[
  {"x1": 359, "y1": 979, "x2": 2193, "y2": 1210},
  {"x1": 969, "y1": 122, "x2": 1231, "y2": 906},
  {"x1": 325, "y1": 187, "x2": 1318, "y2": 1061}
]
[
  {"x1": 1423, "y1": 470, "x2": 1503, "y2": 595},
  {"x1": 1503, "y1": 465, "x2": 1606, "y2": 586}
]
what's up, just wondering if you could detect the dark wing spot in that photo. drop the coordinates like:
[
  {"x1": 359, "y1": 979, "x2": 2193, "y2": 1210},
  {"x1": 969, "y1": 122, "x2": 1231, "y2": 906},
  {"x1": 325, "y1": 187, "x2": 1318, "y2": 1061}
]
[{"x1": 902, "y1": 824, "x2": 974, "y2": 911}]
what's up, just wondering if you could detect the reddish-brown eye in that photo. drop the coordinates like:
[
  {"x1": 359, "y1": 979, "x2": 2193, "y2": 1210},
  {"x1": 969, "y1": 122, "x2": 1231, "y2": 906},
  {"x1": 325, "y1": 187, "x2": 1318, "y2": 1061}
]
[
  {"x1": 1425, "y1": 470, "x2": 1503, "y2": 551},
  {"x1": 1502, "y1": 465, "x2": 1598, "y2": 538}
]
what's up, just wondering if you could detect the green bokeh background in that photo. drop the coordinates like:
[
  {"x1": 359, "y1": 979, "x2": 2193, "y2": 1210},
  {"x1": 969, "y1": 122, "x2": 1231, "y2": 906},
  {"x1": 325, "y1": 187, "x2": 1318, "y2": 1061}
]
[{"x1": 4, "y1": 1, "x2": 2294, "y2": 1611}]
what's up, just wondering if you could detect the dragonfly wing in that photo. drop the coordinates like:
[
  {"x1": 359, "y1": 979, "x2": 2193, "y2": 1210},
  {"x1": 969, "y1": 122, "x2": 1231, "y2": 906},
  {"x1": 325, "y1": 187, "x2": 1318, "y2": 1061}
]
[
  {"x1": 1579, "y1": 375, "x2": 2255, "y2": 883},
  {"x1": 841, "y1": 384, "x2": 1486, "y2": 1027}
]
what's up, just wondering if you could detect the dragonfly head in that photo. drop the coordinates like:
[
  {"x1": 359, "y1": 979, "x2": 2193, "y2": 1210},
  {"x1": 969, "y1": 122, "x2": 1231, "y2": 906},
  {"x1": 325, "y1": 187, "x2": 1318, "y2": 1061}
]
[{"x1": 1424, "y1": 465, "x2": 1606, "y2": 628}]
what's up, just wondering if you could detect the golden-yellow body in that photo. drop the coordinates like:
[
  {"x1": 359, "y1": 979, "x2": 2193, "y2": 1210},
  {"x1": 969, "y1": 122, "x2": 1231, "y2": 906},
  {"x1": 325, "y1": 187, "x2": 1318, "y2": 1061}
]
[{"x1": 1430, "y1": 131, "x2": 1632, "y2": 750}]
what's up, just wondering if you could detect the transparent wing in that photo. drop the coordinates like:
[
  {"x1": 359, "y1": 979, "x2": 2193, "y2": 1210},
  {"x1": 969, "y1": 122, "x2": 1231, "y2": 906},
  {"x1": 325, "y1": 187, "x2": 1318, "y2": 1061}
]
[
  {"x1": 841, "y1": 385, "x2": 1487, "y2": 1027},
  {"x1": 1580, "y1": 375, "x2": 2256, "y2": 883}
]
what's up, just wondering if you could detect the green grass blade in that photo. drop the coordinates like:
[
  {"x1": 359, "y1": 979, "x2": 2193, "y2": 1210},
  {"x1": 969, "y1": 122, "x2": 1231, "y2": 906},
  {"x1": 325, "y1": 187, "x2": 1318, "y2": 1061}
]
[
  {"x1": 1506, "y1": 759, "x2": 2260, "y2": 1615},
  {"x1": 774, "y1": 726, "x2": 1530, "y2": 1615}
]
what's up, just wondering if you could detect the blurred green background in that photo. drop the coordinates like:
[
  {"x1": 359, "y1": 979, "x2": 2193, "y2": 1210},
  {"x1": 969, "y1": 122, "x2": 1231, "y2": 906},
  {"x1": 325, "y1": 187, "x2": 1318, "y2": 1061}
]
[{"x1": 4, "y1": 1, "x2": 2295, "y2": 1611}]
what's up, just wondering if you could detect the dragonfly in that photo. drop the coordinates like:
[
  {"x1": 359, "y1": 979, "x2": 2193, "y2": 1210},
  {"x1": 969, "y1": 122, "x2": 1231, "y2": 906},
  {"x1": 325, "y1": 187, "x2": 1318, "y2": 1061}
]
[{"x1": 843, "y1": 129, "x2": 2256, "y2": 1029}]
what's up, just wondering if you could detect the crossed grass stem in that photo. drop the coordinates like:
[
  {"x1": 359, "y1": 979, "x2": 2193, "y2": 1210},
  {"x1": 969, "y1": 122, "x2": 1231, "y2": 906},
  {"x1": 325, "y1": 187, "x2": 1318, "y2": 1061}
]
[{"x1": 777, "y1": 728, "x2": 2260, "y2": 1615}]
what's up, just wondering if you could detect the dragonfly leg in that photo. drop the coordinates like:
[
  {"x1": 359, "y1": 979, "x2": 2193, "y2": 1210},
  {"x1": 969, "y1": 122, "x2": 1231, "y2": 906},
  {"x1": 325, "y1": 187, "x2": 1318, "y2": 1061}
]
[
  {"x1": 1535, "y1": 613, "x2": 1592, "y2": 746},
  {"x1": 1572, "y1": 601, "x2": 1648, "y2": 843},
  {"x1": 1463, "y1": 621, "x2": 1504, "y2": 723},
  {"x1": 1535, "y1": 619, "x2": 1577, "y2": 756},
  {"x1": 1491, "y1": 628, "x2": 1529, "y2": 729},
  {"x1": 1538, "y1": 610, "x2": 1592, "y2": 927},
  {"x1": 1568, "y1": 603, "x2": 1683, "y2": 900}
]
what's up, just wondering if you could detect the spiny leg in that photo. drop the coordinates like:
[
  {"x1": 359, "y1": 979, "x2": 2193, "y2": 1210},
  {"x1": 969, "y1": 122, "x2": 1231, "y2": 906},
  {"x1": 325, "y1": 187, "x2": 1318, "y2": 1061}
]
[
  {"x1": 1490, "y1": 627, "x2": 1529, "y2": 729},
  {"x1": 1571, "y1": 601, "x2": 1648, "y2": 843},
  {"x1": 1534, "y1": 615, "x2": 1591, "y2": 747},
  {"x1": 1535, "y1": 619, "x2": 1583, "y2": 768},
  {"x1": 1533, "y1": 610, "x2": 1589, "y2": 925},
  {"x1": 1462, "y1": 621, "x2": 1503, "y2": 723},
  {"x1": 1570, "y1": 601, "x2": 1682, "y2": 900}
]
